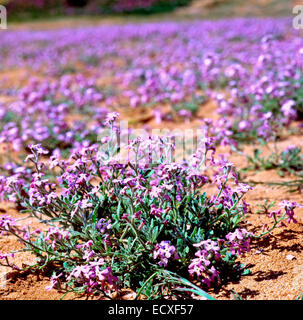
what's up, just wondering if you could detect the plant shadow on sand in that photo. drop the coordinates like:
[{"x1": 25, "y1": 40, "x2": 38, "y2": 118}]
[{"x1": 251, "y1": 226, "x2": 303, "y2": 254}]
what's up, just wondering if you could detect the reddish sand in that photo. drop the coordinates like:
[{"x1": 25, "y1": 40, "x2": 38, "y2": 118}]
[{"x1": 1, "y1": 62, "x2": 303, "y2": 301}]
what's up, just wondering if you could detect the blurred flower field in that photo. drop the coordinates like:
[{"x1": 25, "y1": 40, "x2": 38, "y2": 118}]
[{"x1": 1, "y1": 7, "x2": 303, "y2": 300}]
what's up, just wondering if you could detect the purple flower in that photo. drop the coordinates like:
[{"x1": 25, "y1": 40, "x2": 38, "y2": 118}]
[
  {"x1": 97, "y1": 218, "x2": 112, "y2": 234},
  {"x1": 153, "y1": 241, "x2": 179, "y2": 267},
  {"x1": 281, "y1": 100, "x2": 297, "y2": 120},
  {"x1": 225, "y1": 228, "x2": 252, "y2": 256},
  {"x1": 233, "y1": 183, "x2": 253, "y2": 194},
  {"x1": 67, "y1": 260, "x2": 118, "y2": 294},
  {"x1": 278, "y1": 200, "x2": 303, "y2": 224},
  {"x1": 46, "y1": 273, "x2": 63, "y2": 291},
  {"x1": 189, "y1": 239, "x2": 221, "y2": 286},
  {"x1": 238, "y1": 120, "x2": 252, "y2": 132},
  {"x1": 0, "y1": 215, "x2": 17, "y2": 235},
  {"x1": 28, "y1": 144, "x2": 49, "y2": 155},
  {"x1": 105, "y1": 112, "x2": 119, "y2": 126},
  {"x1": 178, "y1": 109, "x2": 192, "y2": 118}
]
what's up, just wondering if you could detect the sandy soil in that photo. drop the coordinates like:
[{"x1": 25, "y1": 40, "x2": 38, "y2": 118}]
[{"x1": 1, "y1": 94, "x2": 303, "y2": 300}]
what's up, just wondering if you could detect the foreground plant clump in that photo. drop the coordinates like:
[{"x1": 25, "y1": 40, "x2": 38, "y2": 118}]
[
  {"x1": 0, "y1": 17, "x2": 303, "y2": 300},
  {"x1": 0, "y1": 114, "x2": 300, "y2": 300}
]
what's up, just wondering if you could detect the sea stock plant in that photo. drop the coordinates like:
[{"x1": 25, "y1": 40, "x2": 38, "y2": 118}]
[
  {"x1": 0, "y1": 113, "x2": 301, "y2": 300},
  {"x1": 0, "y1": 16, "x2": 303, "y2": 300}
]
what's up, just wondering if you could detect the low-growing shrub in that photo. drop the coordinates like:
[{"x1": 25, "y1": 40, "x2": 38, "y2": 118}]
[{"x1": 0, "y1": 114, "x2": 300, "y2": 299}]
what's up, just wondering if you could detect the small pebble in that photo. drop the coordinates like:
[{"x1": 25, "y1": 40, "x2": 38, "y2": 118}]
[{"x1": 286, "y1": 254, "x2": 296, "y2": 261}]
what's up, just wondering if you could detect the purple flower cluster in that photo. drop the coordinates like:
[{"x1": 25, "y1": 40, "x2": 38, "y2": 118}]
[
  {"x1": 225, "y1": 229, "x2": 252, "y2": 256},
  {"x1": 189, "y1": 229, "x2": 252, "y2": 287},
  {"x1": 153, "y1": 241, "x2": 180, "y2": 267},
  {"x1": 44, "y1": 227, "x2": 71, "y2": 250},
  {"x1": 0, "y1": 215, "x2": 17, "y2": 235},
  {"x1": 189, "y1": 240, "x2": 221, "y2": 287},
  {"x1": 66, "y1": 260, "x2": 118, "y2": 294},
  {"x1": 0, "y1": 75, "x2": 107, "y2": 155},
  {"x1": 278, "y1": 201, "x2": 303, "y2": 224},
  {"x1": 0, "y1": 18, "x2": 301, "y2": 128}
]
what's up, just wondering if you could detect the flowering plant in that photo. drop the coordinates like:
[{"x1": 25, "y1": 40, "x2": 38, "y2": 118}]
[{"x1": 0, "y1": 115, "x2": 300, "y2": 299}]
